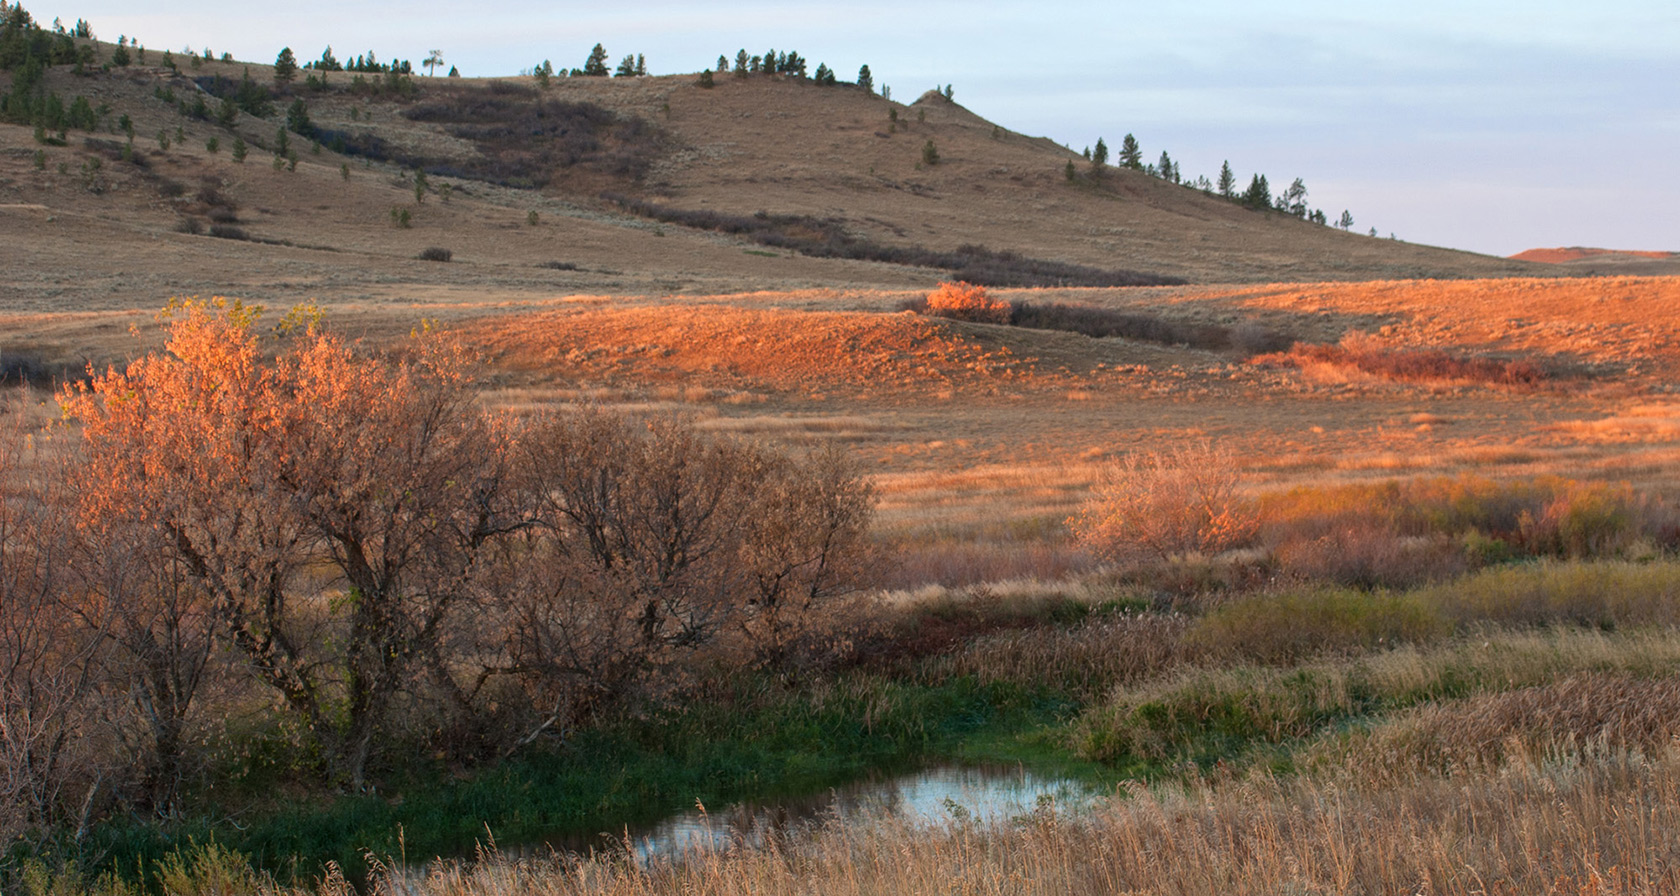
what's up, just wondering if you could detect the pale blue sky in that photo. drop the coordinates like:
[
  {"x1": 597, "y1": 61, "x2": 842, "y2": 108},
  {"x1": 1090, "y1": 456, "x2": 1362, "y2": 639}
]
[{"x1": 39, "y1": 1, "x2": 1680, "y2": 258}]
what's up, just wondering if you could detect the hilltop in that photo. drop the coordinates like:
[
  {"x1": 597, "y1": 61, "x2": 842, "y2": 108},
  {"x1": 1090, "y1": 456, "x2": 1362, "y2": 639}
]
[
  {"x1": 1512, "y1": 246, "x2": 1680, "y2": 275},
  {"x1": 0, "y1": 33, "x2": 1555, "y2": 319}
]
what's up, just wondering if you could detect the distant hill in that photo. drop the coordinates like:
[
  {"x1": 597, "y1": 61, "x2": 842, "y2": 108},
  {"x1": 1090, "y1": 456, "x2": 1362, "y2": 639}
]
[
  {"x1": 1511, "y1": 247, "x2": 1680, "y2": 276},
  {"x1": 0, "y1": 30, "x2": 1570, "y2": 316}
]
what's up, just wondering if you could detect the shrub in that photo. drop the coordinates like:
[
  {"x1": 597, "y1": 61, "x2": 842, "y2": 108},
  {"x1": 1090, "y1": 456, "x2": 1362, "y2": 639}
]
[
  {"x1": 917, "y1": 281, "x2": 1013, "y2": 325},
  {"x1": 1251, "y1": 332, "x2": 1547, "y2": 386},
  {"x1": 1009, "y1": 302, "x2": 1232, "y2": 349},
  {"x1": 207, "y1": 224, "x2": 248, "y2": 240},
  {"x1": 504, "y1": 412, "x2": 877, "y2": 721},
  {"x1": 418, "y1": 247, "x2": 452, "y2": 262},
  {"x1": 921, "y1": 139, "x2": 939, "y2": 166},
  {"x1": 1274, "y1": 524, "x2": 1467, "y2": 590},
  {"x1": 1514, "y1": 479, "x2": 1642, "y2": 558},
  {"x1": 1072, "y1": 441, "x2": 1259, "y2": 563}
]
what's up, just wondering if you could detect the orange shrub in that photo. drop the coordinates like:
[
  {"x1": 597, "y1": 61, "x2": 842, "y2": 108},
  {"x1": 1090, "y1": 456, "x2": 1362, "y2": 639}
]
[
  {"x1": 1072, "y1": 441, "x2": 1260, "y2": 563},
  {"x1": 922, "y1": 281, "x2": 1014, "y2": 325}
]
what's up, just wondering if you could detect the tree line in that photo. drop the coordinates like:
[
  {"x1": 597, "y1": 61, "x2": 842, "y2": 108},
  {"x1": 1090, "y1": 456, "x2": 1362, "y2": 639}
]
[
  {"x1": 0, "y1": 302, "x2": 874, "y2": 851},
  {"x1": 1077, "y1": 131, "x2": 1363, "y2": 233}
]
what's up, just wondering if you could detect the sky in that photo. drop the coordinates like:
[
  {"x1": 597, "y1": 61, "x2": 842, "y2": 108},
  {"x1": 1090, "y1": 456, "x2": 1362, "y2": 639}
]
[{"x1": 36, "y1": 0, "x2": 1680, "y2": 258}]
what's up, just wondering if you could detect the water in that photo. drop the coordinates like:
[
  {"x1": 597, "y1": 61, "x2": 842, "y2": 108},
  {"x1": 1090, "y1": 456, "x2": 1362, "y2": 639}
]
[{"x1": 536, "y1": 765, "x2": 1095, "y2": 863}]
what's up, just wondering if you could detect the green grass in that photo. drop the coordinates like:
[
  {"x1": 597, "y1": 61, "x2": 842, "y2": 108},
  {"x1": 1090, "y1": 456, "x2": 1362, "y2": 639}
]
[{"x1": 89, "y1": 672, "x2": 1098, "y2": 886}]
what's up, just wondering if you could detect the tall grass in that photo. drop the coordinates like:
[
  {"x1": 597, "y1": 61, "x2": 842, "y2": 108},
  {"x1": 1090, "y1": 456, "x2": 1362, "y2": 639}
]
[{"x1": 1071, "y1": 627, "x2": 1680, "y2": 766}]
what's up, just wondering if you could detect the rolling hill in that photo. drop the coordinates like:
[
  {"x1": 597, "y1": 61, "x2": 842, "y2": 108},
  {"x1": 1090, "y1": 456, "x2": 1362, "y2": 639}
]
[{"x1": 0, "y1": 38, "x2": 1555, "y2": 320}]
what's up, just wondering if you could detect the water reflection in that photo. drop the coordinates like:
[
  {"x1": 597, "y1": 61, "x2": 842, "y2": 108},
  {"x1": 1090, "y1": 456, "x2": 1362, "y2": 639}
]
[{"x1": 546, "y1": 765, "x2": 1094, "y2": 863}]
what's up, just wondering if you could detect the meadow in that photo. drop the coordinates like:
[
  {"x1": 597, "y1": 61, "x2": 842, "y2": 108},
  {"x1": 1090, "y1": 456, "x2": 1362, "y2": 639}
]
[
  {"x1": 6, "y1": 22, "x2": 1680, "y2": 891},
  {"x1": 7, "y1": 273, "x2": 1680, "y2": 895}
]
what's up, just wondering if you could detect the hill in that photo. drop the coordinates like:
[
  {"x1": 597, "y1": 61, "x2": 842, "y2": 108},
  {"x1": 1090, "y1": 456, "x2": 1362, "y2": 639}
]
[
  {"x1": 0, "y1": 35, "x2": 1555, "y2": 319},
  {"x1": 1511, "y1": 246, "x2": 1680, "y2": 276}
]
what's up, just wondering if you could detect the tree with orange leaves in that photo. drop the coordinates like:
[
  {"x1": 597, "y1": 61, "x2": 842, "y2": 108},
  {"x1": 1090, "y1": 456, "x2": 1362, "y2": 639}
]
[{"x1": 62, "y1": 300, "x2": 523, "y2": 788}]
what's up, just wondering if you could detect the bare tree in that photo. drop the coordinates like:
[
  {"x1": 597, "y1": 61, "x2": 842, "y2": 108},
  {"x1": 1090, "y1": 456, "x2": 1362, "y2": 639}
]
[
  {"x1": 62, "y1": 302, "x2": 526, "y2": 789},
  {"x1": 0, "y1": 412, "x2": 110, "y2": 846},
  {"x1": 496, "y1": 411, "x2": 875, "y2": 743}
]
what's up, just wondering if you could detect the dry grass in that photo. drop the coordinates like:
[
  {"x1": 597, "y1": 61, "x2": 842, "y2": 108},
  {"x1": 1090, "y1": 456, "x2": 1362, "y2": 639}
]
[
  {"x1": 1071, "y1": 627, "x2": 1680, "y2": 766},
  {"x1": 922, "y1": 613, "x2": 1193, "y2": 694},
  {"x1": 1316, "y1": 672, "x2": 1680, "y2": 781}
]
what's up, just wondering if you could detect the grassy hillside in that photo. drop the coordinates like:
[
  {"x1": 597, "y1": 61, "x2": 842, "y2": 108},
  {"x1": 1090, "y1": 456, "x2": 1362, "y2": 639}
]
[{"x1": 0, "y1": 37, "x2": 1554, "y2": 323}]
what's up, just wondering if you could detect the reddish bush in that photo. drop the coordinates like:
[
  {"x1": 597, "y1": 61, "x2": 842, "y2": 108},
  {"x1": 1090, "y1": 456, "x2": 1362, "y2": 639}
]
[
  {"x1": 1252, "y1": 332, "x2": 1546, "y2": 386},
  {"x1": 919, "y1": 281, "x2": 1015, "y2": 325}
]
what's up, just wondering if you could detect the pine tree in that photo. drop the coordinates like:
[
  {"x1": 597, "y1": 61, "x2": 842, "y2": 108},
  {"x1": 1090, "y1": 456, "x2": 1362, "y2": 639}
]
[
  {"x1": 273, "y1": 47, "x2": 297, "y2": 84},
  {"x1": 698, "y1": 68, "x2": 714, "y2": 88},
  {"x1": 1217, "y1": 160, "x2": 1235, "y2": 198},
  {"x1": 1242, "y1": 173, "x2": 1271, "y2": 210},
  {"x1": 716, "y1": 54, "x2": 728, "y2": 72},
  {"x1": 1118, "y1": 133, "x2": 1142, "y2": 170},
  {"x1": 814, "y1": 62, "x2": 831, "y2": 84},
  {"x1": 921, "y1": 139, "x2": 939, "y2": 166},
  {"x1": 1279, "y1": 178, "x2": 1308, "y2": 217},
  {"x1": 583, "y1": 43, "x2": 609, "y2": 76},
  {"x1": 1091, "y1": 137, "x2": 1109, "y2": 170},
  {"x1": 857, "y1": 64, "x2": 873, "y2": 93},
  {"x1": 735, "y1": 49, "x2": 750, "y2": 76},
  {"x1": 319, "y1": 46, "x2": 341, "y2": 71},
  {"x1": 1337, "y1": 209, "x2": 1354, "y2": 231},
  {"x1": 285, "y1": 98, "x2": 312, "y2": 136},
  {"x1": 635, "y1": 53, "x2": 646, "y2": 76},
  {"x1": 614, "y1": 54, "x2": 637, "y2": 77},
  {"x1": 1157, "y1": 150, "x2": 1177, "y2": 183}
]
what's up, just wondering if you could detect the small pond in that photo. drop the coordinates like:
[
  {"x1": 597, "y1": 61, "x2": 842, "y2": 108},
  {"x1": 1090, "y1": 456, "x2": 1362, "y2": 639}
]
[{"x1": 530, "y1": 764, "x2": 1098, "y2": 864}]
